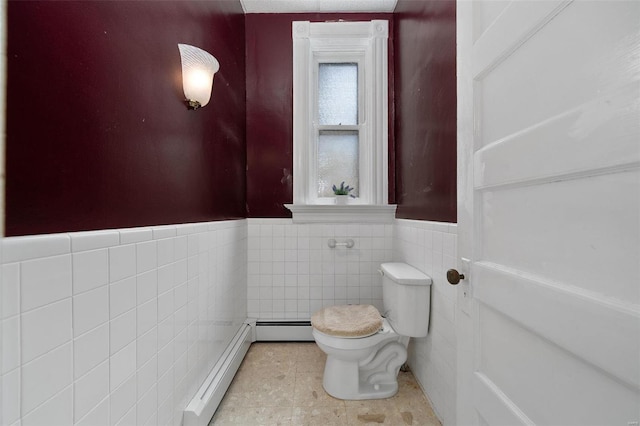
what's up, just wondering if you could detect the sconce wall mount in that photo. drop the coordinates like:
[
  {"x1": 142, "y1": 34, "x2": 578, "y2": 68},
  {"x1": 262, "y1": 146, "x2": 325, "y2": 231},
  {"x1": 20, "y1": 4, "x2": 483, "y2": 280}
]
[{"x1": 178, "y1": 43, "x2": 220, "y2": 110}]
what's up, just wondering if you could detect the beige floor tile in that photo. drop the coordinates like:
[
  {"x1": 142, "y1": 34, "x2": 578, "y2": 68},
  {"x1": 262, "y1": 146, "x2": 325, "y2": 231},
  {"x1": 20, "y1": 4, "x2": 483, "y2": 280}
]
[
  {"x1": 222, "y1": 379, "x2": 296, "y2": 408},
  {"x1": 344, "y1": 405, "x2": 408, "y2": 426},
  {"x1": 343, "y1": 398, "x2": 399, "y2": 411},
  {"x1": 240, "y1": 343, "x2": 298, "y2": 371},
  {"x1": 244, "y1": 342, "x2": 299, "y2": 363},
  {"x1": 295, "y1": 343, "x2": 326, "y2": 362},
  {"x1": 210, "y1": 405, "x2": 293, "y2": 425},
  {"x1": 296, "y1": 359, "x2": 324, "y2": 374},
  {"x1": 293, "y1": 373, "x2": 344, "y2": 408},
  {"x1": 233, "y1": 362, "x2": 296, "y2": 390},
  {"x1": 292, "y1": 406, "x2": 349, "y2": 426},
  {"x1": 210, "y1": 343, "x2": 441, "y2": 426}
]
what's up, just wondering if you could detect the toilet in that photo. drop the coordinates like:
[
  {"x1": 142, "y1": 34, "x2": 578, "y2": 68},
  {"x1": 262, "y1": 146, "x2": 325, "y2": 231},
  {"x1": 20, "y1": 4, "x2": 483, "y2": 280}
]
[{"x1": 311, "y1": 262, "x2": 432, "y2": 400}]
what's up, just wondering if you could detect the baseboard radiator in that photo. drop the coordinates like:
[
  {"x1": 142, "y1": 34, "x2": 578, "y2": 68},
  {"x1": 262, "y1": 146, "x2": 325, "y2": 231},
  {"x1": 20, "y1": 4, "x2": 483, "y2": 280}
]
[
  {"x1": 183, "y1": 321, "x2": 254, "y2": 426},
  {"x1": 183, "y1": 320, "x2": 314, "y2": 425},
  {"x1": 255, "y1": 320, "x2": 314, "y2": 341}
]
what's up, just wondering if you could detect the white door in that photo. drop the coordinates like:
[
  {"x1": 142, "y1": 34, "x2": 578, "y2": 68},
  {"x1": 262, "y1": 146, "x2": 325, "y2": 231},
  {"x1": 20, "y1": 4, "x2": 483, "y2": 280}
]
[{"x1": 456, "y1": 1, "x2": 640, "y2": 424}]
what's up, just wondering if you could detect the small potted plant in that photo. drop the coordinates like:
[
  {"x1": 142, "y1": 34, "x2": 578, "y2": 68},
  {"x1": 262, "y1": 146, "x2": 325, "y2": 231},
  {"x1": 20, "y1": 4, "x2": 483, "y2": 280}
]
[{"x1": 332, "y1": 181, "x2": 354, "y2": 205}]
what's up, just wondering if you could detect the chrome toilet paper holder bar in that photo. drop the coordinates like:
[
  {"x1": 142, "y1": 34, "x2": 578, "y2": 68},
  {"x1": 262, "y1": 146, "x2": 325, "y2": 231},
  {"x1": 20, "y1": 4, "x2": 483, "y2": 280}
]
[{"x1": 327, "y1": 239, "x2": 355, "y2": 248}]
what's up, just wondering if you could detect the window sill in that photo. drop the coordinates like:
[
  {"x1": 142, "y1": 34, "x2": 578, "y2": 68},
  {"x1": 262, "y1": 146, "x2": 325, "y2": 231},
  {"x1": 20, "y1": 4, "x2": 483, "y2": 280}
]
[{"x1": 284, "y1": 204, "x2": 397, "y2": 223}]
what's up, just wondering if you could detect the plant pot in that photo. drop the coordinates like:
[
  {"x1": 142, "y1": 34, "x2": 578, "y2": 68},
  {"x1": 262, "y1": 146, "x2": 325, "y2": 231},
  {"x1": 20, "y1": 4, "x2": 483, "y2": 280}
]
[{"x1": 334, "y1": 195, "x2": 350, "y2": 205}]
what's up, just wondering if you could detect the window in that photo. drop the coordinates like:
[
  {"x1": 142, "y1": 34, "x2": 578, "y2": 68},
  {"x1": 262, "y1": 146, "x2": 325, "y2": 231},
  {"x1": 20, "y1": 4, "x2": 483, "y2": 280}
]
[
  {"x1": 317, "y1": 63, "x2": 360, "y2": 198},
  {"x1": 288, "y1": 20, "x2": 395, "y2": 222}
]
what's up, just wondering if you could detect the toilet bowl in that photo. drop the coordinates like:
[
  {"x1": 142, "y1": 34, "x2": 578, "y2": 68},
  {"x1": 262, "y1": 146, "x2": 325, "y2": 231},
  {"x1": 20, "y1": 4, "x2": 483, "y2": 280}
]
[{"x1": 311, "y1": 262, "x2": 432, "y2": 400}]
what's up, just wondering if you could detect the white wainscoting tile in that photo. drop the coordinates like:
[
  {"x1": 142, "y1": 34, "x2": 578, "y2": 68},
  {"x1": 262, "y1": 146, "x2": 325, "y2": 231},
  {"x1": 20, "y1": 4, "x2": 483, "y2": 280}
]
[
  {"x1": 21, "y1": 254, "x2": 72, "y2": 312},
  {"x1": 157, "y1": 390, "x2": 173, "y2": 426},
  {"x1": 3, "y1": 234, "x2": 70, "y2": 264},
  {"x1": 174, "y1": 259, "x2": 188, "y2": 287},
  {"x1": 115, "y1": 405, "x2": 136, "y2": 426},
  {"x1": 72, "y1": 249, "x2": 109, "y2": 295},
  {"x1": 21, "y1": 342, "x2": 72, "y2": 415},
  {"x1": 152, "y1": 225, "x2": 177, "y2": 240},
  {"x1": 175, "y1": 236, "x2": 188, "y2": 260},
  {"x1": 157, "y1": 264, "x2": 174, "y2": 295},
  {"x1": 119, "y1": 227, "x2": 152, "y2": 245},
  {"x1": 136, "y1": 241, "x2": 157, "y2": 274},
  {"x1": 136, "y1": 270, "x2": 157, "y2": 306},
  {"x1": 143, "y1": 413, "x2": 158, "y2": 426},
  {"x1": 21, "y1": 299, "x2": 71, "y2": 364},
  {"x1": 157, "y1": 316, "x2": 174, "y2": 350},
  {"x1": 70, "y1": 230, "x2": 120, "y2": 253},
  {"x1": 74, "y1": 397, "x2": 109, "y2": 426},
  {"x1": 74, "y1": 361, "x2": 109, "y2": 421},
  {"x1": 156, "y1": 367, "x2": 173, "y2": 409},
  {"x1": 156, "y1": 238, "x2": 175, "y2": 267},
  {"x1": 157, "y1": 342, "x2": 174, "y2": 375},
  {"x1": 136, "y1": 355, "x2": 157, "y2": 400},
  {"x1": 110, "y1": 309, "x2": 136, "y2": 355},
  {"x1": 109, "y1": 277, "x2": 136, "y2": 319},
  {"x1": 395, "y1": 218, "x2": 457, "y2": 426},
  {"x1": 21, "y1": 385, "x2": 72, "y2": 426},
  {"x1": 2, "y1": 316, "x2": 20, "y2": 373},
  {"x1": 136, "y1": 384, "x2": 157, "y2": 425},
  {"x1": 157, "y1": 291, "x2": 174, "y2": 324},
  {"x1": 3, "y1": 219, "x2": 248, "y2": 426},
  {"x1": 2, "y1": 263, "x2": 20, "y2": 319},
  {"x1": 136, "y1": 299, "x2": 157, "y2": 338},
  {"x1": 73, "y1": 286, "x2": 109, "y2": 337},
  {"x1": 110, "y1": 373, "x2": 136, "y2": 425},
  {"x1": 109, "y1": 244, "x2": 136, "y2": 283},
  {"x1": 174, "y1": 283, "x2": 188, "y2": 309},
  {"x1": 136, "y1": 327, "x2": 157, "y2": 369},
  {"x1": 73, "y1": 323, "x2": 109, "y2": 380},
  {"x1": 109, "y1": 342, "x2": 135, "y2": 392},
  {"x1": 1, "y1": 368, "x2": 20, "y2": 425}
]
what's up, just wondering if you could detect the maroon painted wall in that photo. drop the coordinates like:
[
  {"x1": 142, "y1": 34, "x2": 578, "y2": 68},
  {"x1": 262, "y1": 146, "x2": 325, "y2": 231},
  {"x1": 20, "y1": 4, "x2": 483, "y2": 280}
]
[
  {"x1": 393, "y1": 0, "x2": 457, "y2": 222},
  {"x1": 6, "y1": 0, "x2": 246, "y2": 236},
  {"x1": 245, "y1": 13, "x2": 395, "y2": 217}
]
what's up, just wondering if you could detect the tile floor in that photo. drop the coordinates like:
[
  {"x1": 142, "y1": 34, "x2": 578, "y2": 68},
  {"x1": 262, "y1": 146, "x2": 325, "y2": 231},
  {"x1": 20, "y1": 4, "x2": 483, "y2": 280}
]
[{"x1": 210, "y1": 342, "x2": 441, "y2": 426}]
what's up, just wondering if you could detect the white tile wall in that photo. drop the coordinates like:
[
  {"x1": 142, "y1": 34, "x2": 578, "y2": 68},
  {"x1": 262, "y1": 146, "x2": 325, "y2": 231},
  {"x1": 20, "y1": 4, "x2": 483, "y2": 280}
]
[
  {"x1": 0, "y1": 220, "x2": 247, "y2": 426},
  {"x1": 394, "y1": 219, "x2": 457, "y2": 426},
  {"x1": 246, "y1": 219, "x2": 394, "y2": 320}
]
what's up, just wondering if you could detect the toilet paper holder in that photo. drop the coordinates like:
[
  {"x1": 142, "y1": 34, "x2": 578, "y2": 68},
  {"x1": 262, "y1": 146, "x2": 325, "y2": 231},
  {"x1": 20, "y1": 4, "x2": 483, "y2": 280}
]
[{"x1": 328, "y1": 239, "x2": 355, "y2": 249}]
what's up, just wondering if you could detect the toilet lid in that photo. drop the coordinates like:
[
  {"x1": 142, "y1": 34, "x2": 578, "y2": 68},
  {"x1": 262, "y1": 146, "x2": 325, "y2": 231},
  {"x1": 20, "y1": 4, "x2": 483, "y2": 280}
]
[{"x1": 311, "y1": 305, "x2": 383, "y2": 338}]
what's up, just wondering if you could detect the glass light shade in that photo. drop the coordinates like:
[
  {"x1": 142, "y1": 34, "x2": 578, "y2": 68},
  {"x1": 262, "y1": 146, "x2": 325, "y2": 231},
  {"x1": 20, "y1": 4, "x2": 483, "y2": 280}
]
[{"x1": 178, "y1": 44, "x2": 220, "y2": 109}]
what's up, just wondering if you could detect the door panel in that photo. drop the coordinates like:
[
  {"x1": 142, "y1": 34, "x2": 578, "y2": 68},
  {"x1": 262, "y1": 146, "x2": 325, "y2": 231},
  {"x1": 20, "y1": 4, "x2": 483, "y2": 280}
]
[
  {"x1": 480, "y1": 1, "x2": 638, "y2": 145},
  {"x1": 478, "y1": 307, "x2": 637, "y2": 425},
  {"x1": 475, "y1": 260, "x2": 639, "y2": 390},
  {"x1": 481, "y1": 171, "x2": 640, "y2": 301},
  {"x1": 457, "y1": 0, "x2": 640, "y2": 424}
]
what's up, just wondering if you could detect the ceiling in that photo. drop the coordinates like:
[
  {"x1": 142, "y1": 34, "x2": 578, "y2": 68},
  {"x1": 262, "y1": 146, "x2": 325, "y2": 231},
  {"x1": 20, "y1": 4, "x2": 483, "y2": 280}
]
[{"x1": 240, "y1": 0, "x2": 398, "y2": 14}]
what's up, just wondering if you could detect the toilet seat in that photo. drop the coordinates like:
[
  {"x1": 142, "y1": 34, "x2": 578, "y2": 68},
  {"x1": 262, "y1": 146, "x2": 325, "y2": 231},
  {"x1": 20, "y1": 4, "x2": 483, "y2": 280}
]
[{"x1": 311, "y1": 305, "x2": 383, "y2": 338}]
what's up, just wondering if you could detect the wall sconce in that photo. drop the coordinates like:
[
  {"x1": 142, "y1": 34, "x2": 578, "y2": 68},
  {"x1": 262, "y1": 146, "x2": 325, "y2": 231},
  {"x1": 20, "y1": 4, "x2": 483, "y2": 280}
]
[{"x1": 178, "y1": 43, "x2": 220, "y2": 110}]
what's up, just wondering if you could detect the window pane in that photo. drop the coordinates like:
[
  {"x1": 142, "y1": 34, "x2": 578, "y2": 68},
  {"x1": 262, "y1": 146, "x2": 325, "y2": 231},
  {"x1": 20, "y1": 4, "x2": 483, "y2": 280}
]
[
  {"x1": 317, "y1": 130, "x2": 359, "y2": 198},
  {"x1": 318, "y1": 63, "x2": 358, "y2": 125}
]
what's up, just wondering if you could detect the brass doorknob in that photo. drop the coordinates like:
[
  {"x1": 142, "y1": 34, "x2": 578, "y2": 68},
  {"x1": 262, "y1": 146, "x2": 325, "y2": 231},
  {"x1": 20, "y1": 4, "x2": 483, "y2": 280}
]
[{"x1": 446, "y1": 269, "x2": 465, "y2": 285}]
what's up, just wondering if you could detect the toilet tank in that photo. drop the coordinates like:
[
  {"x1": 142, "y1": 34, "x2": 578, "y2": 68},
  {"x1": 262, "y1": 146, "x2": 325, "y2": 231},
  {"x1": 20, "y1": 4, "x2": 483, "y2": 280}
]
[{"x1": 380, "y1": 262, "x2": 432, "y2": 337}]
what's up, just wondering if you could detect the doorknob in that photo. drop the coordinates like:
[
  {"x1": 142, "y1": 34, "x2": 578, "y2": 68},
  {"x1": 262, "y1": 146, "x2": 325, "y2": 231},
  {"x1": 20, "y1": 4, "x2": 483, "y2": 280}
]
[{"x1": 446, "y1": 269, "x2": 465, "y2": 285}]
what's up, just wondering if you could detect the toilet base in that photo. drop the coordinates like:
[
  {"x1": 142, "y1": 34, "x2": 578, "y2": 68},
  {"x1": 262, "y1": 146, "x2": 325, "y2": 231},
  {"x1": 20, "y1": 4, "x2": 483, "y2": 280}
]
[{"x1": 321, "y1": 339, "x2": 407, "y2": 400}]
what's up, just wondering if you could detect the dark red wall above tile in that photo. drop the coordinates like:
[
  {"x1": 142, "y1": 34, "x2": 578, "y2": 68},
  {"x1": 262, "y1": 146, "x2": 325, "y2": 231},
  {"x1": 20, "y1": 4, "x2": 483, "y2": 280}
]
[
  {"x1": 245, "y1": 13, "x2": 395, "y2": 218},
  {"x1": 6, "y1": 2, "x2": 456, "y2": 234},
  {"x1": 393, "y1": 0, "x2": 457, "y2": 223},
  {"x1": 6, "y1": 0, "x2": 246, "y2": 236}
]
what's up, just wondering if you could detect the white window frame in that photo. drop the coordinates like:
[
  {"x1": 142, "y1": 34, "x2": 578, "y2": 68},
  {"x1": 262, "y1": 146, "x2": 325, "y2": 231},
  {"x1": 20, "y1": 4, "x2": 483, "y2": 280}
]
[{"x1": 287, "y1": 20, "x2": 396, "y2": 223}]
